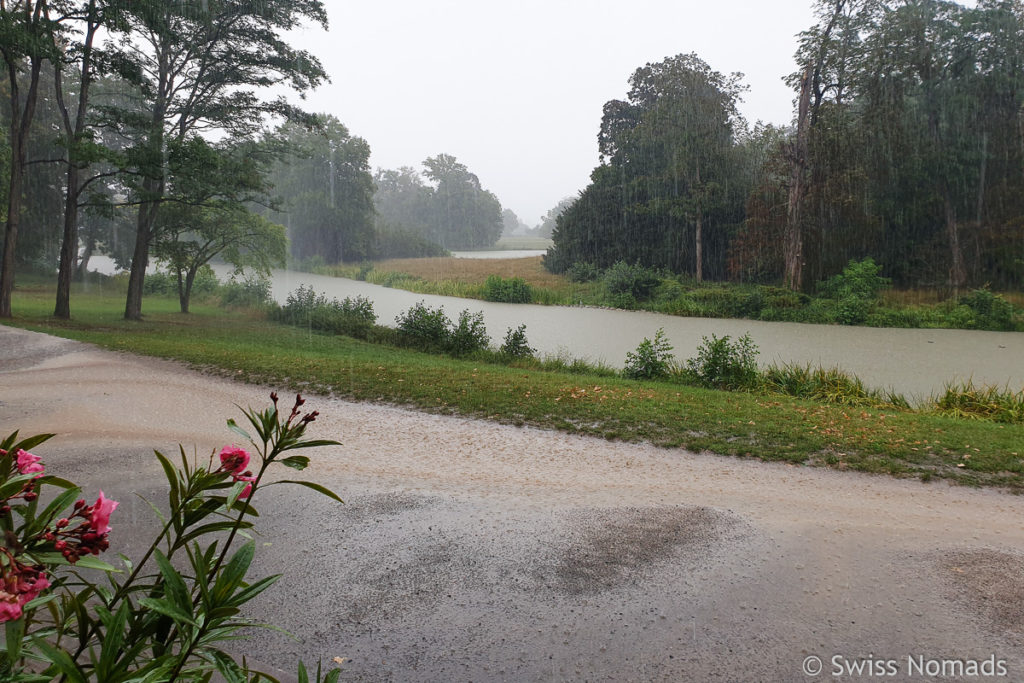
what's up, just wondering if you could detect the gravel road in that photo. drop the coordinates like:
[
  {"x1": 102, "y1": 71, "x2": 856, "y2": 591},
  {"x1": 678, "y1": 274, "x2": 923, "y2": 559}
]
[{"x1": 2, "y1": 325, "x2": 1023, "y2": 682}]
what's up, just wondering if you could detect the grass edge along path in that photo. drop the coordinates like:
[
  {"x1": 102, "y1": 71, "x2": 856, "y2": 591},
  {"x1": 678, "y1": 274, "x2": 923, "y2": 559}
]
[{"x1": 4, "y1": 299, "x2": 1023, "y2": 491}]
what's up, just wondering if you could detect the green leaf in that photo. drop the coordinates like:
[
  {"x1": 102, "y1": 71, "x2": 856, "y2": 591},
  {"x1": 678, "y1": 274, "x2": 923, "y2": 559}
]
[
  {"x1": 137, "y1": 597, "x2": 198, "y2": 627},
  {"x1": 27, "y1": 487, "x2": 83, "y2": 537},
  {"x1": 5, "y1": 615, "x2": 25, "y2": 663},
  {"x1": 291, "y1": 439, "x2": 342, "y2": 449},
  {"x1": 97, "y1": 602, "x2": 130, "y2": 680},
  {"x1": 154, "y1": 450, "x2": 180, "y2": 511},
  {"x1": 226, "y1": 418, "x2": 252, "y2": 443},
  {"x1": 32, "y1": 638, "x2": 87, "y2": 683},
  {"x1": 154, "y1": 549, "x2": 192, "y2": 616},
  {"x1": 279, "y1": 480, "x2": 344, "y2": 503},
  {"x1": 277, "y1": 455, "x2": 309, "y2": 470},
  {"x1": 28, "y1": 552, "x2": 116, "y2": 572},
  {"x1": 230, "y1": 574, "x2": 280, "y2": 606},
  {"x1": 12, "y1": 433, "x2": 55, "y2": 454},
  {"x1": 210, "y1": 648, "x2": 247, "y2": 683},
  {"x1": 213, "y1": 542, "x2": 254, "y2": 604}
]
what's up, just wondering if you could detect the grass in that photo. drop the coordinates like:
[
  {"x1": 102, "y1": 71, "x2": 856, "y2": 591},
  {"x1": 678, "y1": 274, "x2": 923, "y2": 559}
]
[
  {"x1": 306, "y1": 257, "x2": 1023, "y2": 332},
  {"x1": 5, "y1": 276, "x2": 1024, "y2": 490}
]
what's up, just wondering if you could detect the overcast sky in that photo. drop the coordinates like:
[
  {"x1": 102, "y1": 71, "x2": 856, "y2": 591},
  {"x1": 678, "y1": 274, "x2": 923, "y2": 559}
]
[{"x1": 290, "y1": 0, "x2": 819, "y2": 225}]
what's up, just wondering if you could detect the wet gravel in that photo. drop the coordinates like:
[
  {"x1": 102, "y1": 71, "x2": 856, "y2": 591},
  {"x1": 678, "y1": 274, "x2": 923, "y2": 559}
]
[{"x1": 3, "y1": 325, "x2": 1024, "y2": 682}]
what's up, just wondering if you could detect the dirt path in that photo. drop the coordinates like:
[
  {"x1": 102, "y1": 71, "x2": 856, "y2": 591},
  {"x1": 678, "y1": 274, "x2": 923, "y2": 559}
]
[{"x1": 2, "y1": 325, "x2": 1023, "y2": 682}]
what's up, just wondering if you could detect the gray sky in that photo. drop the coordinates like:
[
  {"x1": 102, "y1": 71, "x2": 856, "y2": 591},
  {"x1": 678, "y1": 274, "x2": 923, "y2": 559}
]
[{"x1": 292, "y1": 0, "x2": 818, "y2": 225}]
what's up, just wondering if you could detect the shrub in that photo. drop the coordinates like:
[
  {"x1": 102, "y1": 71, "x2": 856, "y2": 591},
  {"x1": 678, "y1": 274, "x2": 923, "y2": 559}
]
[
  {"x1": 960, "y1": 287, "x2": 1016, "y2": 331},
  {"x1": 272, "y1": 285, "x2": 377, "y2": 338},
  {"x1": 932, "y1": 381, "x2": 1024, "y2": 423},
  {"x1": 684, "y1": 333, "x2": 759, "y2": 390},
  {"x1": 623, "y1": 328, "x2": 675, "y2": 380},
  {"x1": 501, "y1": 324, "x2": 536, "y2": 358},
  {"x1": 603, "y1": 261, "x2": 662, "y2": 301},
  {"x1": 395, "y1": 301, "x2": 451, "y2": 350},
  {"x1": 143, "y1": 269, "x2": 176, "y2": 295},
  {"x1": 220, "y1": 272, "x2": 272, "y2": 308},
  {"x1": 819, "y1": 258, "x2": 891, "y2": 300},
  {"x1": 482, "y1": 274, "x2": 532, "y2": 303},
  {"x1": 447, "y1": 309, "x2": 490, "y2": 356},
  {"x1": 0, "y1": 395, "x2": 343, "y2": 682},
  {"x1": 566, "y1": 261, "x2": 600, "y2": 283}
]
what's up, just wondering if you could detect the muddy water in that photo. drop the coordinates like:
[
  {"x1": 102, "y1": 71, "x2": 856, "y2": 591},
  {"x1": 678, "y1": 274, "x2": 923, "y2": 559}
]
[{"x1": 230, "y1": 268, "x2": 1023, "y2": 402}]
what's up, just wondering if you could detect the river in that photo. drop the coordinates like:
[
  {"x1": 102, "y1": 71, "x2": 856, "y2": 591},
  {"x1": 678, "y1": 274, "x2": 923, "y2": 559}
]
[{"x1": 235, "y1": 267, "x2": 1022, "y2": 402}]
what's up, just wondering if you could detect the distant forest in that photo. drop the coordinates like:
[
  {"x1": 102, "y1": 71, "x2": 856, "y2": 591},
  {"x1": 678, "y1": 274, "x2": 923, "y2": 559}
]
[
  {"x1": 546, "y1": 0, "x2": 1024, "y2": 292},
  {"x1": 1, "y1": 0, "x2": 1021, "y2": 325}
]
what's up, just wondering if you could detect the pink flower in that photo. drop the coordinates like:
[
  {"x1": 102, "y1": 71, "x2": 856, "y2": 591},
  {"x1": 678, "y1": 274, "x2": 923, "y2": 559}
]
[
  {"x1": 88, "y1": 491, "x2": 118, "y2": 535},
  {"x1": 233, "y1": 473, "x2": 256, "y2": 500},
  {"x1": 219, "y1": 445, "x2": 250, "y2": 475},
  {"x1": 0, "y1": 594, "x2": 22, "y2": 623},
  {"x1": 15, "y1": 449, "x2": 44, "y2": 476}
]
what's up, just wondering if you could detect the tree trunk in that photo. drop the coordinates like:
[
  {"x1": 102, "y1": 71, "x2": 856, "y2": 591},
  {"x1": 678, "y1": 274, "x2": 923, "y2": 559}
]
[
  {"x1": 75, "y1": 233, "x2": 95, "y2": 279},
  {"x1": 0, "y1": 54, "x2": 44, "y2": 318},
  {"x1": 180, "y1": 266, "x2": 196, "y2": 314},
  {"x1": 54, "y1": 163, "x2": 81, "y2": 318},
  {"x1": 945, "y1": 197, "x2": 966, "y2": 296},
  {"x1": 695, "y1": 210, "x2": 703, "y2": 283},
  {"x1": 125, "y1": 189, "x2": 159, "y2": 320},
  {"x1": 54, "y1": 5, "x2": 99, "y2": 319},
  {"x1": 784, "y1": 69, "x2": 812, "y2": 292}
]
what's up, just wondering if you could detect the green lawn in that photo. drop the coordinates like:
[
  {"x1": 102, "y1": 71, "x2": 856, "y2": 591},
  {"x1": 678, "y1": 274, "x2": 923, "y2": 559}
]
[{"x1": 6, "y1": 278, "x2": 1024, "y2": 490}]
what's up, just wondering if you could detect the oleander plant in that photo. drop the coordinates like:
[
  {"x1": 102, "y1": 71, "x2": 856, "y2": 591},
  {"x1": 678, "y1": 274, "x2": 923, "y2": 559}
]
[{"x1": 0, "y1": 393, "x2": 343, "y2": 682}]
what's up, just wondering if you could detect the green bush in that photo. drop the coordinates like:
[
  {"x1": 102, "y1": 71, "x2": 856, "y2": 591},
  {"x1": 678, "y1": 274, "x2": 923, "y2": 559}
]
[
  {"x1": 394, "y1": 301, "x2": 451, "y2": 350},
  {"x1": 819, "y1": 258, "x2": 891, "y2": 300},
  {"x1": 448, "y1": 309, "x2": 490, "y2": 356},
  {"x1": 960, "y1": 287, "x2": 1016, "y2": 330},
  {"x1": 271, "y1": 285, "x2": 377, "y2": 338},
  {"x1": 684, "y1": 333, "x2": 759, "y2": 390},
  {"x1": 566, "y1": 261, "x2": 601, "y2": 283},
  {"x1": 603, "y1": 261, "x2": 662, "y2": 301},
  {"x1": 219, "y1": 273, "x2": 272, "y2": 308},
  {"x1": 482, "y1": 274, "x2": 532, "y2": 303},
  {"x1": 623, "y1": 328, "x2": 675, "y2": 380},
  {"x1": 500, "y1": 324, "x2": 535, "y2": 358},
  {"x1": 143, "y1": 270, "x2": 176, "y2": 295}
]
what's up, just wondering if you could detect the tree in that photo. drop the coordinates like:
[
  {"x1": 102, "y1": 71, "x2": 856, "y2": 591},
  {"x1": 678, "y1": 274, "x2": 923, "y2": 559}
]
[
  {"x1": 548, "y1": 53, "x2": 750, "y2": 279},
  {"x1": 422, "y1": 153, "x2": 503, "y2": 249},
  {"x1": 117, "y1": 0, "x2": 327, "y2": 320},
  {"x1": 0, "y1": 0, "x2": 58, "y2": 317},
  {"x1": 535, "y1": 196, "x2": 574, "y2": 239},
  {"x1": 152, "y1": 202, "x2": 285, "y2": 313},
  {"x1": 265, "y1": 116, "x2": 375, "y2": 264}
]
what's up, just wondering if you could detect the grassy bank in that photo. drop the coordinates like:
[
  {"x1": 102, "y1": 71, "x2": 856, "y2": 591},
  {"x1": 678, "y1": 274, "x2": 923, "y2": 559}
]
[
  {"x1": 309, "y1": 256, "x2": 1024, "y2": 332},
  {"x1": 4, "y1": 277, "x2": 1024, "y2": 490}
]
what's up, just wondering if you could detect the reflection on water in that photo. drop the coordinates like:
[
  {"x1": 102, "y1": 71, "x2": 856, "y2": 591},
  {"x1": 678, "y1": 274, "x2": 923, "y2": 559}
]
[{"x1": 225, "y1": 267, "x2": 1023, "y2": 402}]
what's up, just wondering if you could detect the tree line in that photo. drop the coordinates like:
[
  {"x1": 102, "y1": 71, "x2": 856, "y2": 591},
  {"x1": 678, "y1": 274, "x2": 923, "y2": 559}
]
[
  {"x1": 0, "y1": 0, "x2": 507, "y2": 321},
  {"x1": 547, "y1": 0, "x2": 1024, "y2": 294}
]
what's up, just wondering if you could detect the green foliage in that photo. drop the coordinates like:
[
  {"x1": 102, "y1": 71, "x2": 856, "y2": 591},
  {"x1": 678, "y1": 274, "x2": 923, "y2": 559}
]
[
  {"x1": 816, "y1": 259, "x2": 891, "y2": 325},
  {"x1": 761, "y1": 363, "x2": 909, "y2": 409},
  {"x1": 603, "y1": 261, "x2": 663, "y2": 301},
  {"x1": 623, "y1": 328, "x2": 675, "y2": 380},
  {"x1": 271, "y1": 286, "x2": 377, "y2": 339},
  {"x1": 932, "y1": 381, "x2": 1024, "y2": 424},
  {"x1": 500, "y1": 325, "x2": 536, "y2": 359},
  {"x1": 566, "y1": 261, "x2": 600, "y2": 283},
  {"x1": 394, "y1": 302, "x2": 490, "y2": 356},
  {"x1": 0, "y1": 396, "x2": 342, "y2": 682},
  {"x1": 144, "y1": 266, "x2": 220, "y2": 297},
  {"x1": 448, "y1": 309, "x2": 490, "y2": 357},
  {"x1": 959, "y1": 288, "x2": 1017, "y2": 331},
  {"x1": 482, "y1": 275, "x2": 532, "y2": 303},
  {"x1": 220, "y1": 273, "x2": 273, "y2": 309},
  {"x1": 684, "y1": 333, "x2": 759, "y2": 390},
  {"x1": 394, "y1": 301, "x2": 452, "y2": 350}
]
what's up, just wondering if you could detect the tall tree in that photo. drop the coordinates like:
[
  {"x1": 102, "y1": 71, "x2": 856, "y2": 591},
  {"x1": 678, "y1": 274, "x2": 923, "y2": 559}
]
[
  {"x1": 0, "y1": 0, "x2": 57, "y2": 317},
  {"x1": 422, "y1": 153, "x2": 503, "y2": 249},
  {"x1": 548, "y1": 53, "x2": 749, "y2": 279},
  {"x1": 265, "y1": 116, "x2": 374, "y2": 264},
  {"x1": 117, "y1": 0, "x2": 327, "y2": 320}
]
